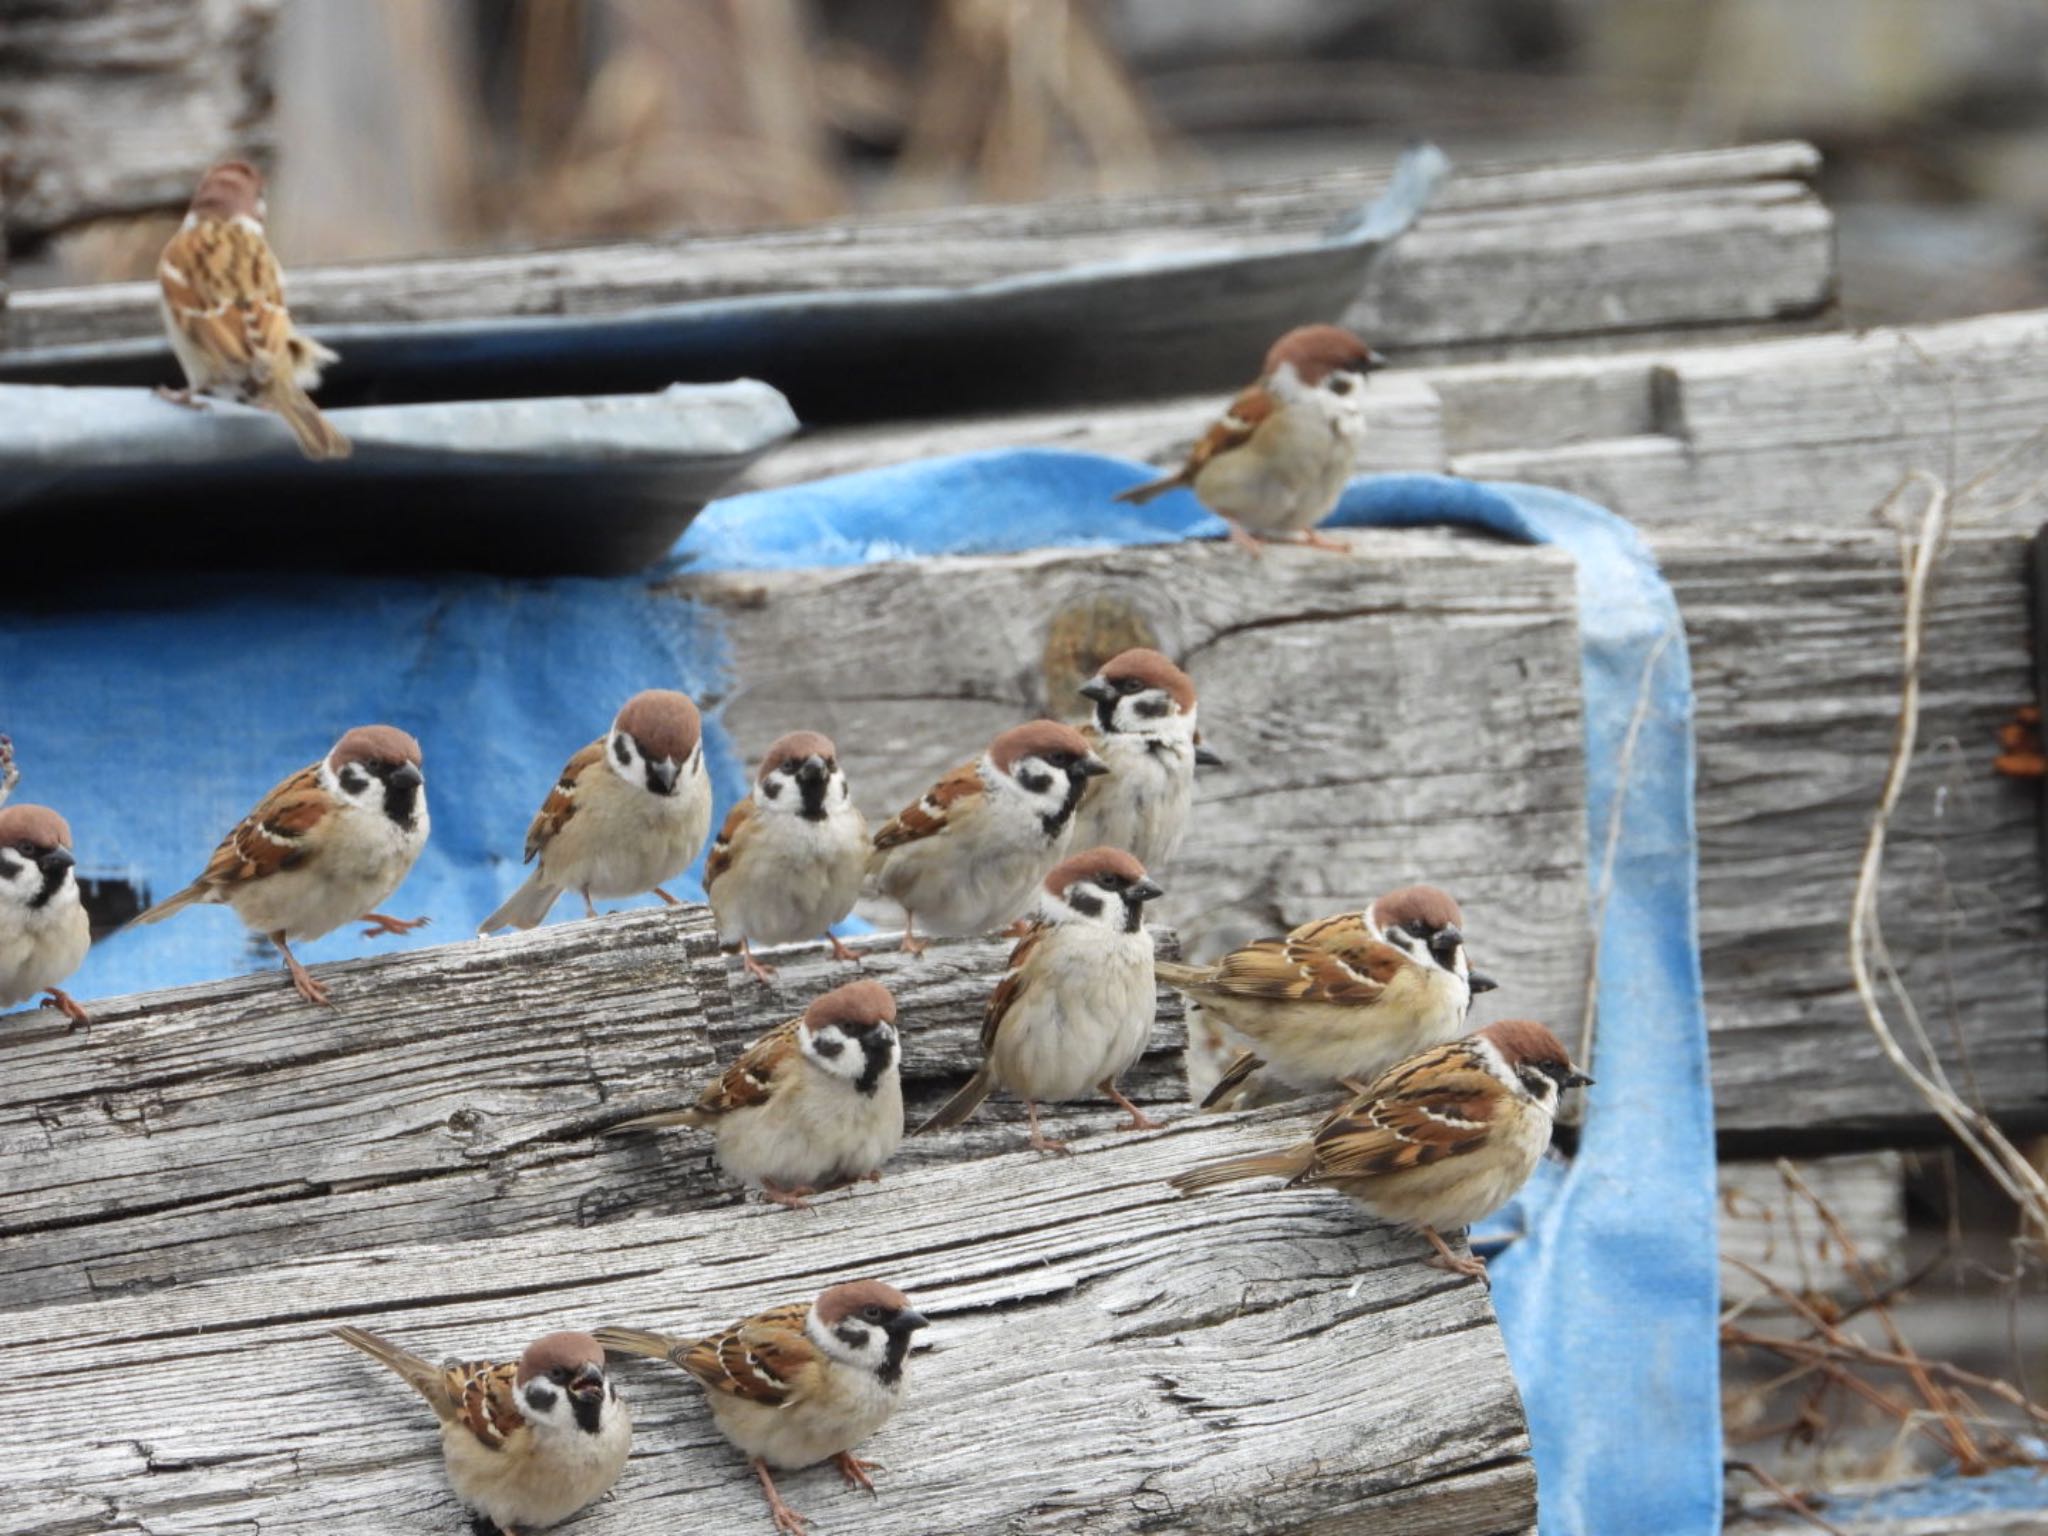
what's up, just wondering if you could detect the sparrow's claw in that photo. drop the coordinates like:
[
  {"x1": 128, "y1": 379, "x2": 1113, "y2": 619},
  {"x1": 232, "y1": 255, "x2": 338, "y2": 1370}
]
[
  {"x1": 153, "y1": 385, "x2": 204, "y2": 409},
  {"x1": 833, "y1": 1452, "x2": 881, "y2": 1493},
  {"x1": 1297, "y1": 527, "x2": 1350, "y2": 552},
  {"x1": 653, "y1": 886, "x2": 682, "y2": 907},
  {"x1": 897, "y1": 925, "x2": 929, "y2": 957},
  {"x1": 1222, "y1": 520, "x2": 1266, "y2": 556},
  {"x1": 1421, "y1": 1225, "x2": 1488, "y2": 1281},
  {"x1": 759, "y1": 1180, "x2": 818, "y2": 1212},
  {"x1": 1098, "y1": 1080, "x2": 1163, "y2": 1131},
  {"x1": 1024, "y1": 1102, "x2": 1070, "y2": 1155},
  {"x1": 753, "y1": 1459, "x2": 810, "y2": 1536},
  {"x1": 740, "y1": 945, "x2": 779, "y2": 985},
  {"x1": 46, "y1": 988, "x2": 92, "y2": 1032},
  {"x1": 827, "y1": 933, "x2": 864, "y2": 965},
  {"x1": 358, "y1": 911, "x2": 430, "y2": 940},
  {"x1": 274, "y1": 935, "x2": 333, "y2": 1008}
]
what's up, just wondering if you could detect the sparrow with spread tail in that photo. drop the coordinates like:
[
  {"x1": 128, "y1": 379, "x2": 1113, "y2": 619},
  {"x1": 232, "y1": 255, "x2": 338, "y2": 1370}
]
[
  {"x1": 1171, "y1": 1019, "x2": 1590, "y2": 1278},
  {"x1": 1162, "y1": 884, "x2": 1496, "y2": 1109},
  {"x1": 333, "y1": 1325, "x2": 630, "y2": 1535},
  {"x1": 597, "y1": 1280, "x2": 927, "y2": 1536},
  {"x1": 608, "y1": 979, "x2": 901, "y2": 1209},
  {"x1": 1069, "y1": 647, "x2": 1220, "y2": 872},
  {"x1": 157, "y1": 159, "x2": 349, "y2": 459},
  {"x1": 708, "y1": 732, "x2": 869, "y2": 983},
  {"x1": 868, "y1": 720, "x2": 1107, "y2": 954},
  {"x1": 1115, "y1": 323, "x2": 1383, "y2": 553},
  {"x1": 131, "y1": 725, "x2": 429, "y2": 1006},
  {"x1": 479, "y1": 690, "x2": 710, "y2": 934},
  {"x1": 0, "y1": 805, "x2": 92, "y2": 1029},
  {"x1": 918, "y1": 848, "x2": 1163, "y2": 1154}
]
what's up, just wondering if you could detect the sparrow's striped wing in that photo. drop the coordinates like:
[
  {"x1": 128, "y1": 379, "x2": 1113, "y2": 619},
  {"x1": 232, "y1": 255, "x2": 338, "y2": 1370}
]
[
  {"x1": 1179, "y1": 381, "x2": 1278, "y2": 480},
  {"x1": 195, "y1": 762, "x2": 330, "y2": 890},
  {"x1": 978, "y1": 924, "x2": 1047, "y2": 1055},
  {"x1": 523, "y1": 738, "x2": 604, "y2": 863},
  {"x1": 681, "y1": 1301, "x2": 817, "y2": 1407},
  {"x1": 692, "y1": 1018, "x2": 801, "y2": 1120},
  {"x1": 331, "y1": 1327, "x2": 525, "y2": 1449},
  {"x1": 158, "y1": 217, "x2": 297, "y2": 379},
  {"x1": 871, "y1": 760, "x2": 982, "y2": 850},
  {"x1": 703, "y1": 798, "x2": 756, "y2": 892},
  {"x1": 1197, "y1": 920, "x2": 1405, "y2": 1007},
  {"x1": 1307, "y1": 1042, "x2": 1502, "y2": 1180}
]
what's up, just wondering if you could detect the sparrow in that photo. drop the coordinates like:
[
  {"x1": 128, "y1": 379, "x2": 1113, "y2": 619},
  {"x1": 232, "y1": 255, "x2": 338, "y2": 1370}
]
[
  {"x1": 157, "y1": 158, "x2": 349, "y2": 459},
  {"x1": 707, "y1": 731, "x2": 870, "y2": 983},
  {"x1": 1114, "y1": 323, "x2": 1384, "y2": 553},
  {"x1": 332, "y1": 1325, "x2": 630, "y2": 1535},
  {"x1": 0, "y1": 804, "x2": 93, "y2": 1029},
  {"x1": 479, "y1": 690, "x2": 710, "y2": 933},
  {"x1": 596, "y1": 1279, "x2": 928, "y2": 1536},
  {"x1": 131, "y1": 725, "x2": 429, "y2": 1006},
  {"x1": 1068, "y1": 647, "x2": 1222, "y2": 872},
  {"x1": 1160, "y1": 884, "x2": 1497, "y2": 1110},
  {"x1": 607, "y1": 978, "x2": 901, "y2": 1209},
  {"x1": 868, "y1": 720, "x2": 1108, "y2": 954},
  {"x1": 1170, "y1": 1019, "x2": 1591, "y2": 1278},
  {"x1": 918, "y1": 847, "x2": 1164, "y2": 1153}
]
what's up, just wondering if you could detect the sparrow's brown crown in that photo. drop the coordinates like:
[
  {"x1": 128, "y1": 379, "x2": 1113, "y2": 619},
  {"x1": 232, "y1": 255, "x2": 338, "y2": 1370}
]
[
  {"x1": 1264, "y1": 323, "x2": 1380, "y2": 385},
  {"x1": 515, "y1": 1330, "x2": 606, "y2": 1385},
  {"x1": 0, "y1": 804, "x2": 72, "y2": 852},
  {"x1": 330, "y1": 725, "x2": 423, "y2": 771},
  {"x1": 1371, "y1": 884, "x2": 1465, "y2": 935},
  {"x1": 1045, "y1": 845, "x2": 1149, "y2": 897},
  {"x1": 1094, "y1": 648, "x2": 1197, "y2": 713},
  {"x1": 189, "y1": 159, "x2": 265, "y2": 220},
  {"x1": 804, "y1": 978, "x2": 897, "y2": 1030},
  {"x1": 815, "y1": 1279, "x2": 914, "y2": 1326},
  {"x1": 757, "y1": 730, "x2": 837, "y2": 782},
  {"x1": 615, "y1": 689, "x2": 701, "y2": 763},
  {"x1": 989, "y1": 720, "x2": 1096, "y2": 773},
  {"x1": 1476, "y1": 1019, "x2": 1575, "y2": 1073}
]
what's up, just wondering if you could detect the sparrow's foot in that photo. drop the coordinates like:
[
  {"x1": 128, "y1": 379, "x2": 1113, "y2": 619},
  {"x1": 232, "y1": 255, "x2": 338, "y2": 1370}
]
[
  {"x1": 833, "y1": 1451, "x2": 881, "y2": 1494},
  {"x1": 897, "y1": 920, "x2": 929, "y2": 957},
  {"x1": 1297, "y1": 527, "x2": 1350, "y2": 552},
  {"x1": 1001, "y1": 918, "x2": 1033, "y2": 939},
  {"x1": 752, "y1": 1459, "x2": 811, "y2": 1536},
  {"x1": 46, "y1": 988, "x2": 92, "y2": 1032},
  {"x1": 153, "y1": 385, "x2": 205, "y2": 409},
  {"x1": 1420, "y1": 1225, "x2": 1488, "y2": 1280},
  {"x1": 740, "y1": 944, "x2": 779, "y2": 984},
  {"x1": 759, "y1": 1180, "x2": 817, "y2": 1212},
  {"x1": 827, "y1": 933, "x2": 864, "y2": 965},
  {"x1": 278, "y1": 944, "x2": 333, "y2": 1008},
  {"x1": 860, "y1": 1169, "x2": 883, "y2": 1183},
  {"x1": 358, "y1": 911, "x2": 430, "y2": 940},
  {"x1": 581, "y1": 891, "x2": 598, "y2": 920},
  {"x1": 653, "y1": 887, "x2": 682, "y2": 907},
  {"x1": 1099, "y1": 1079, "x2": 1164, "y2": 1131},
  {"x1": 1222, "y1": 520, "x2": 1266, "y2": 556},
  {"x1": 1024, "y1": 1103, "x2": 1071, "y2": 1156}
]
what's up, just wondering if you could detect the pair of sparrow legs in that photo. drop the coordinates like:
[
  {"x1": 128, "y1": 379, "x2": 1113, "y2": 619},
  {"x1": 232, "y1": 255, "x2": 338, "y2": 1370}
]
[
  {"x1": 737, "y1": 931, "x2": 862, "y2": 985},
  {"x1": 753, "y1": 1450, "x2": 881, "y2": 1536},
  {"x1": 1021, "y1": 1082, "x2": 1162, "y2": 1156},
  {"x1": 273, "y1": 911, "x2": 430, "y2": 1006},
  {"x1": 1218, "y1": 520, "x2": 1349, "y2": 556}
]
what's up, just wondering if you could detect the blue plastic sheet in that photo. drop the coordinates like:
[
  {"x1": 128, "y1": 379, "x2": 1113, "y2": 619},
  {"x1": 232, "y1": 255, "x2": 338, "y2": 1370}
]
[{"x1": 5, "y1": 452, "x2": 1719, "y2": 1535}]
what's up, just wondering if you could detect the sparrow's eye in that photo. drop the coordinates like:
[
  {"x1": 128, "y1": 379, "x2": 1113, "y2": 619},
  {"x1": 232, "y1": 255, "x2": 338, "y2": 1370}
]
[
  {"x1": 1329, "y1": 375, "x2": 1355, "y2": 395},
  {"x1": 1407, "y1": 920, "x2": 1433, "y2": 940},
  {"x1": 862, "y1": 1305, "x2": 888, "y2": 1323},
  {"x1": 1117, "y1": 677, "x2": 1145, "y2": 695},
  {"x1": 14, "y1": 841, "x2": 34, "y2": 857},
  {"x1": 1097, "y1": 874, "x2": 1125, "y2": 891},
  {"x1": 781, "y1": 762, "x2": 800, "y2": 774},
  {"x1": 551, "y1": 1365, "x2": 573, "y2": 1383}
]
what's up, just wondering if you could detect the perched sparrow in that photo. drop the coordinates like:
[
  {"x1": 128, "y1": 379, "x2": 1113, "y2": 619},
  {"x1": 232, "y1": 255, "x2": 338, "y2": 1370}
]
[
  {"x1": 1160, "y1": 884, "x2": 1496, "y2": 1109},
  {"x1": 333, "y1": 1325, "x2": 630, "y2": 1535},
  {"x1": 596, "y1": 1280, "x2": 928, "y2": 1536},
  {"x1": 1171, "y1": 1019, "x2": 1590, "y2": 1277},
  {"x1": 868, "y1": 720, "x2": 1107, "y2": 954},
  {"x1": 157, "y1": 159, "x2": 349, "y2": 460},
  {"x1": 918, "y1": 848, "x2": 1164, "y2": 1153},
  {"x1": 131, "y1": 725, "x2": 429, "y2": 1005},
  {"x1": 479, "y1": 690, "x2": 710, "y2": 933},
  {"x1": 1114, "y1": 323, "x2": 1384, "y2": 553},
  {"x1": 707, "y1": 732, "x2": 870, "y2": 983},
  {"x1": 1068, "y1": 647, "x2": 1222, "y2": 872},
  {"x1": 608, "y1": 979, "x2": 901, "y2": 1209},
  {"x1": 0, "y1": 805, "x2": 92, "y2": 1029}
]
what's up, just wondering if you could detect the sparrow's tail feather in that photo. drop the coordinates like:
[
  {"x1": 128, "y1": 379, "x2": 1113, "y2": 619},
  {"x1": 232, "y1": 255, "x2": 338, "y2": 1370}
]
[
  {"x1": 914, "y1": 1069, "x2": 995, "y2": 1137},
  {"x1": 287, "y1": 332, "x2": 341, "y2": 388},
  {"x1": 592, "y1": 1325, "x2": 687, "y2": 1364},
  {"x1": 261, "y1": 377, "x2": 351, "y2": 461},
  {"x1": 1169, "y1": 1145, "x2": 1315, "y2": 1196},
  {"x1": 1199, "y1": 1049, "x2": 1267, "y2": 1111},
  {"x1": 129, "y1": 882, "x2": 211, "y2": 927},
  {"x1": 478, "y1": 872, "x2": 562, "y2": 934},
  {"x1": 1113, "y1": 471, "x2": 1189, "y2": 506},
  {"x1": 331, "y1": 1325, "x2": 456, "y2": 1420},
  {"x1": 1153, "y1": 959, "x2": 1216, "y2": 992},
  {"x1": 605, "y1": 1105, "x2": 707, "y2": 1135}
]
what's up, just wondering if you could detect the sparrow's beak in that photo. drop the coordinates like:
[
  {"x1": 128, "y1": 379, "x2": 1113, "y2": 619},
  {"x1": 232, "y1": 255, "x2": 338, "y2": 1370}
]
[
  {"x1": 1194, "y1": 742, "x2": 1227, "y2": 769},
  {"x1": 796, "y1": 754, "x2": 829, "y2": 788},
  {"x1": 1129, "y1": 877, "x2": 1165, "y2": 904},
  {"x1": 1467, "y1": 969, "x2": 1499, "y2": 994},
  {"x1": 1362, "y1": 347, "x2": 1389, "y2": 371},
  {"x1": 889, "y1": 1309, "x2": 930, "y2": 1334},
  {"x1": 648, "y1": 759, "x2": 680, "y2": 795},
  {"x1": 387, "y1": 762, "x2": 423, "y2": 791},
  {"x1": 36, "y1": 846, "x2": 75, "y2": 877},
  {"x1": 1076, "y1": 753, "x2": 1110, "y2": 778},
  {"x1": 1565, "y1": 1069, "x2": 1594, "y2": 1089},
  {"x1": 1077, "y1": 676, "x2": 1118, "y2": 704},
  {"x1": 569, "y1": 1364, "x2": 606, "y2": 1398}
]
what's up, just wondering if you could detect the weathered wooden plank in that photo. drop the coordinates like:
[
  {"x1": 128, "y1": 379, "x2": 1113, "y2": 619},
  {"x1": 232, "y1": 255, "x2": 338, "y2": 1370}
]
[
  {"x1": 0, "y1": 142, "x2": 1830, "y2": 359},
  {"x1": 0, "y1": 1106, "x2": 1535, "y2": 1536},
  {"x1": 0, "y1": 0, "x2": 279, "y2": 245},
  {"x1": 0, "y1": 915, "x2": 1186, "y2": 1311},
  {"x1": 1719, "y1": 1154, "x2": 1907, "y2": 1297},
  {"x1": 677, "y1": 529, "x2": 1593, "y2": 1033}
]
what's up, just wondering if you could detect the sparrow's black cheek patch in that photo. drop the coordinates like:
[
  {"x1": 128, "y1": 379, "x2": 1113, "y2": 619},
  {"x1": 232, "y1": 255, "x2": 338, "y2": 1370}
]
[
  {"x1": 1016, "y1": 766, "x2": 1054, "y2": 796},
  {"x1": 612, "y1": 734, "x2": 631, "y2": 768},
  {"x1": 1136, "y1": 696, "x2": 1171, "y2": 719},
  {"x1": 0, "y1": 851, "x2": 20, "y2": 879},
  {"x1": 1067, "y1": 889, "x2": 1105, "y2": 920},
  {"x1": 809, "y1": 1033, "x2": 845, "y2": 1058},
  {"x1": 834, "y1": 1322, "x2": 871, "y2": 1354},
  {"x1": 761, "y1": 778, "x2": 782, "y2": 800},
  {"x1": 339, "y1": 765, "x2": 370, "y2": 795},
  {"x1": 522, "y1": 1382, "x2": 559, "y2": 1414}
]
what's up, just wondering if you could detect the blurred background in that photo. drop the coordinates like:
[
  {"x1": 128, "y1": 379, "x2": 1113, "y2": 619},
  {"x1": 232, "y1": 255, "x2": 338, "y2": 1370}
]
[{"x1": 8, "y1": 0, "x2": 2048, "y2": 325}]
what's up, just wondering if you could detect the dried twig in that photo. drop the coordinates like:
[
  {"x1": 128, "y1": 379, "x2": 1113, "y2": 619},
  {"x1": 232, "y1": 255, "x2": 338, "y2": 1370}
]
[{"x1": 1726, "y1": 1459, "x2": 1852, "y2": 1536}]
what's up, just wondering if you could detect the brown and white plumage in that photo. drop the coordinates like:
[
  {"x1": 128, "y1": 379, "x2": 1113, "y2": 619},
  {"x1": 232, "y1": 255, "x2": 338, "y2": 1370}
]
[
  {"x1": 1171, "y1": 1019, "x2": 1590, "y2": 1277},
  {"x1": 868, "y1": 720, "x2": 1108, "y2": 953},
  {"x1": 479, "y1": 690, "x2": 710, "y2": 933},
  {"x1": 1069, "y1": 648, "x2": 1213, "y2": 872},
  {"x1": 707, "y1": 732, "x2": 869, "y2": 982},
  {"x1": 917, "y1": 848, "x2": 1164, "y2": 1152},
  {"x1": 608, "y1": 979, "x2": 902, "y2": 1208},
  {"x1": 597, "y1": 1280, "x2": 928, "y2": 1536},
  {"x1": 0, "y1": 804, "x2": 92, "y2": 1029},
  {"x1": 1114, "y1": 324, "x2": 1383, "y2": 552},
  {"x1": 1166, "y1": 884, "x2": 1496, "y2": 1109},
  {"x1": 131, "y1": 725, "x2": 429, "y2": 1005},
  {"x1": 158, "y1": 159, "x2": 348, "y2": 460},
  {"x1": 333, "y1": 1325, "x2": 630, "y2": 1535}
]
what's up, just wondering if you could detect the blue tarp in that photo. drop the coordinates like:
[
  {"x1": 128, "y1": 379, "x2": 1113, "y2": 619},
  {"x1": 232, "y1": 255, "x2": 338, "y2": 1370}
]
[{"x1": 4, "y1": 452, "x2": 1718, "y2": 1535}]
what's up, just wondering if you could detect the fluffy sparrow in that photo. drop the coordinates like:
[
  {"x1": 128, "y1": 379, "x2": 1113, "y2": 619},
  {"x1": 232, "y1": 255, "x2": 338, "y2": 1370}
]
[
  {"x1": 479, "y1": 690, "x2": 710, "y2": 933},
  {"x1": 0, "y1": 804, "x2": 92, "y2": 1029},
  {"x1": 608, "y1": 978, "x2": 901, "y2": 1209},
  {"x1": 158, "y1": 159, "x2": 349, "y2": 459},
  {"x1": 868, "y1": 720, "x2": 1107, "y2": 954},
  {"x1": 917, "y1": 847, "x2": 1163, "y2": 1153},
  {"x1": 1068, "y1": 647, "x2": 1221, "y2": 872},
  {"x1": 332, "y1": 1325, "x2": 630, "y2": 1535},
  {"x1": 707, "y1": 731, "x2": 870, "y2": 983},
  {"x1": 596, "y1": 1280, "x2": 928, "y2": 1536},
  {"x1": 1171, "y1": 1019, "x2": 1590, "y2": 1277},
  {"x1": 131, "y1": 725, "x2": 429, "y2": 1005},
  {"x1": 1114, "y1": 323, "x2": 1383, "y2": 553},
  {"x1": 1161, "y1": 884, "x2": 1496, "y2": 1109}
]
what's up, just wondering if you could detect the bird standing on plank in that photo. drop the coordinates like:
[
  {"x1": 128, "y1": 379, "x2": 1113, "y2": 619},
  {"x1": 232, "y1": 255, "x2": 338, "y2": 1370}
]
[
  {"x1": 0, "y1": 804, "x2": 93, "y2": 1029},
  {"x1": 131, "y1": 725, "x2": 428, "y2": 1006},
  {"x1": 1115, "y1": 323, "x2": 1383, "y2": 553},
  {"x1": 157, "y1": 158, "x2": 350, "y2": 459},
  {"x1": 1069, "y1": 647, "x2": 1221, "y2": 873},
  {"x1": 479, "y1": 690, "x2": 710, "y2": 934}
]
